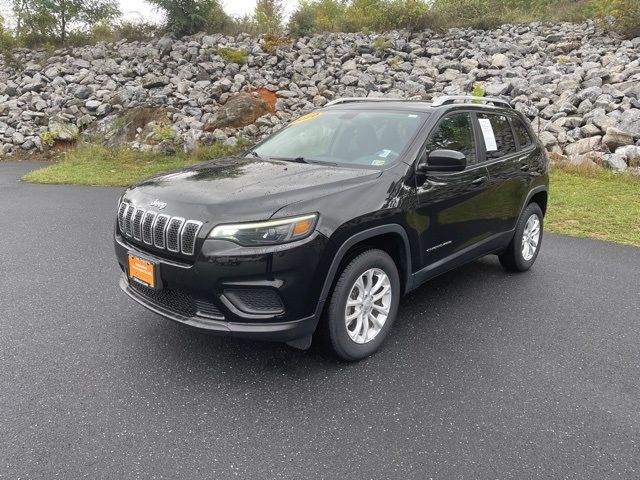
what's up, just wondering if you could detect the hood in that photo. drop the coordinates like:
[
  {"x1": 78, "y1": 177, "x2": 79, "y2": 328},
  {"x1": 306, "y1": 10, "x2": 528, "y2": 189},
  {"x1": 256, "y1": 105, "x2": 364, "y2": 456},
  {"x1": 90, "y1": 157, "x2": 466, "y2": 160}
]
[{"x1": 123, "y1": 157, "x2": 382, "y2": 224}]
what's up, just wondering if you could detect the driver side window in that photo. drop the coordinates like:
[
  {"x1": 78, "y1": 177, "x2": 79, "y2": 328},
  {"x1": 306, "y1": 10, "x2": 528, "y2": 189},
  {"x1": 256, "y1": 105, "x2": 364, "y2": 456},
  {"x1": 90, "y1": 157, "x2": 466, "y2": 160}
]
[{"x1": 425, "y1": 113, "x2": 477, "y2": 166}]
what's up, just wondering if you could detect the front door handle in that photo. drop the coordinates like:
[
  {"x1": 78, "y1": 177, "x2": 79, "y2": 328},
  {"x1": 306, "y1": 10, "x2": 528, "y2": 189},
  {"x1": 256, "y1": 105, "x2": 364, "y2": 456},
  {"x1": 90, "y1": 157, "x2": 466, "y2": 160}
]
[{"x1": 471, "y1": 176, "x2": 488, "y2": 186}]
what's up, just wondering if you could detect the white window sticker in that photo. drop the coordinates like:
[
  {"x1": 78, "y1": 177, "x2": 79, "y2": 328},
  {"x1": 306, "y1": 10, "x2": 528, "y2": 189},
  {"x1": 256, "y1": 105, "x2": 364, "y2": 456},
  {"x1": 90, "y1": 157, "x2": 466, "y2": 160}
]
[{"x1": 478, "y1": 118, "x2": 498, "y2": 152}]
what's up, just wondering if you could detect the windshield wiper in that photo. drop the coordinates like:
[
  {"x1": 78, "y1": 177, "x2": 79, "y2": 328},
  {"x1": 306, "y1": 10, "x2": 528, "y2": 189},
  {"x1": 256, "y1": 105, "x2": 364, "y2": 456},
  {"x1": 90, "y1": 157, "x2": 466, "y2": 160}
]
[{"x1": 269, "y1": 156, "x2": 310, "y2": 164}]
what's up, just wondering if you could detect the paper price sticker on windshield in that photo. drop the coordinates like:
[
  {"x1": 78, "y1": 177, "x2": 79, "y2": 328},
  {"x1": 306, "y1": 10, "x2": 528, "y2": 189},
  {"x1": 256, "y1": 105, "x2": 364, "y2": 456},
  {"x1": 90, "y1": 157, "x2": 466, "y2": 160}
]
[
  {"x1": 290, "y1": 112, "x2": 322, "y2": 126},
  {"x1": 478, "y1": 118, "x2": 498, "y2": 152}
]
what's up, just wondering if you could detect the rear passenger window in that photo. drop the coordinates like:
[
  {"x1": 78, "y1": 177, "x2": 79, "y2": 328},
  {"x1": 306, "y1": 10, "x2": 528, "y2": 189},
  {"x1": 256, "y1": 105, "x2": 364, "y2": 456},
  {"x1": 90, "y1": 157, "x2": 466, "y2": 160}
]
[
  {"x1": 425, "y1": 113, "x2": 477, "y2": 165},
  {"x1": 477, "y1": 113, "x2": 517, "y2": 160},
  {"x1": 512, "y1": 118, "x2": 532, "y2": 149}
]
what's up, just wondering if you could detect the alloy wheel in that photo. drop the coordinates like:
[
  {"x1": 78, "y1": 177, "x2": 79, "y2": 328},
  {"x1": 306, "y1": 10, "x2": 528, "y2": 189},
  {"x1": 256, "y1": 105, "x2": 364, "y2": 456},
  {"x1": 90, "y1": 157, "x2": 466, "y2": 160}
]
[
  {"x1": 521, "y1": 214, "x2": 541, "y2": 261},
  {"x1": 344, "y1": 268, "x2": 392, "y2": 344}
]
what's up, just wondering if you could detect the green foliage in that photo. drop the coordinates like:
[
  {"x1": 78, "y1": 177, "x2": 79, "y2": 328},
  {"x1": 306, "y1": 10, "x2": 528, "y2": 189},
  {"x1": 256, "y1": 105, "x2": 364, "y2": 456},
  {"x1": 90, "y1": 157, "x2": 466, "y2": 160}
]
[
  {"x1": 429, "y1": 0, "x2": 591, "y2": 29},
  {"x1": 153, "y1": 125, "x2": 175, "y2": 142},
  {"x1": 372, "y1": 37, "x2": 391, "y2": 51},
  {"x1": 592, "y1": 0, "x2": 640, "y2": 38},
  {"x1": 255, "y1": 0, "x2": 284, "y2": 34},
  {"x1": 288, "y1": 0, "x2": 595, "y2": 34},
  {"x1": 288, "y1": 0, "x2": 347, "y2": 36},
  {"x1": 216, "y1": 47, "x2": 248, "y2": 64},
  {"x1": 13, "y1": 0, "x2": 120, "y2": 45},
  {"x1": 40, "y1": 129, "x2": 56, "y2": 147},
  {"x1": 471, "y1": 83, "x2": 485, "y2": 103},
  {"x1": 145, "y1": 0, "x2": 230, "y2": 37}
]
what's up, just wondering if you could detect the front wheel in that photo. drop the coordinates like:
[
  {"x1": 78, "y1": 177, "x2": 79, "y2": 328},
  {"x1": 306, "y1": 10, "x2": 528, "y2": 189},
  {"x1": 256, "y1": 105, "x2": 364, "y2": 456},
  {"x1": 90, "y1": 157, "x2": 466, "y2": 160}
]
[
  {"x1": 499, "y1": 203, "x2": 544, "y2": 272},
  {"x1": 325, "y1": 249, "x2": 400, "y2": 361}
]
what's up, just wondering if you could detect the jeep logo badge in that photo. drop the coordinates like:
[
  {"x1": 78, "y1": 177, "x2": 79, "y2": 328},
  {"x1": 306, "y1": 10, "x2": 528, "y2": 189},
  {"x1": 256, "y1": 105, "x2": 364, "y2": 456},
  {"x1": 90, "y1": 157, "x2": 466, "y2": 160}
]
[{"x1": 150, "y1": 199, "x2": 167, "y2": 210}]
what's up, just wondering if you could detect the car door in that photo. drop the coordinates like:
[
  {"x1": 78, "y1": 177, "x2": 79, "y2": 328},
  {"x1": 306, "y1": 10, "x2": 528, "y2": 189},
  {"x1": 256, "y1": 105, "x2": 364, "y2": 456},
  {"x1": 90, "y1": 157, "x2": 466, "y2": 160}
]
[
  {"x1": 414, "y1": 112, "x2": 491, "y2": 268},
  {"x1": 474, "y1": 112, "x2": 530, "y2": 235}
]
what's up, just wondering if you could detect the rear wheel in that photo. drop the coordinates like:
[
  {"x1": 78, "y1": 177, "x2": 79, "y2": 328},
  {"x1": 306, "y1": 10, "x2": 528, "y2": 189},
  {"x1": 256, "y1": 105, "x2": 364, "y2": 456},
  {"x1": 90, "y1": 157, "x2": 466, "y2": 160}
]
[
  {"x1": 499, "y1": 203, "x2": 544, "y2": 272},
  {"x1": 325, "y1": 249, "x2": 400, "y2": 361}
]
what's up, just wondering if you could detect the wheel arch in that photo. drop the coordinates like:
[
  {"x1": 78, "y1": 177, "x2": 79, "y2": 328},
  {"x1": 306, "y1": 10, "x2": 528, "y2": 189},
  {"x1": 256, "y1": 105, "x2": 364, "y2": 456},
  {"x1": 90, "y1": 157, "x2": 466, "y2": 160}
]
[
  {"x1": 521, "y1": 186, "x2": 548, "y2": 217},
  {"x1": 317, "y1": 225, "x2": 413, "y2": 313}
]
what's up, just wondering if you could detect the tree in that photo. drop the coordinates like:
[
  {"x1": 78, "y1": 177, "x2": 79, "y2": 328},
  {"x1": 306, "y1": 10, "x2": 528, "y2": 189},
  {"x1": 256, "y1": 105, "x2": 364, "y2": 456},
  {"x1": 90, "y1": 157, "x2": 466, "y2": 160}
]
[
  {"x1": 13, "y1": 0, "x2": 120, "y2": 44},
  {"x1": 255, "y1": 0, "x2": 284, "y2": 33},
  {"x1": 145, "y1": 0, "x2": 230, "y2": 37}
]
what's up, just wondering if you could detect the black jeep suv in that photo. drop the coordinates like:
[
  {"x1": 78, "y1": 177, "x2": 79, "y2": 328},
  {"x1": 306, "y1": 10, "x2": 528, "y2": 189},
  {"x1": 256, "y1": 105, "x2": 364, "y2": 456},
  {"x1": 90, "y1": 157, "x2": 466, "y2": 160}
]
[{"x1": 115, "y1": 96, "x2": 548, "y2": 361}]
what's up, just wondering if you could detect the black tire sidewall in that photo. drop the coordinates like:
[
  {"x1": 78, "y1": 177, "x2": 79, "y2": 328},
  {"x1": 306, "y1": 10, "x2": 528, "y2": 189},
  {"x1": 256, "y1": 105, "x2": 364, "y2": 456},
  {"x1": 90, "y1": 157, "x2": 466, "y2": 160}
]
[{"x1": 327, "y1": 250, "x2": 400, "y2": 361}]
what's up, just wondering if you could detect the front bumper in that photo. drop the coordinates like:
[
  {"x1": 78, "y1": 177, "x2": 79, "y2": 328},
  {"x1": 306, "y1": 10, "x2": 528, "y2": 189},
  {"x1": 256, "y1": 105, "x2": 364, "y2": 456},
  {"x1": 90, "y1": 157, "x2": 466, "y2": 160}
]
[
  {"x1": 119, "y1": 275, "x2": 318, "y2": 342},
  {"x1": 115, "y1": 231, "x2": 330, "y2": 343}
]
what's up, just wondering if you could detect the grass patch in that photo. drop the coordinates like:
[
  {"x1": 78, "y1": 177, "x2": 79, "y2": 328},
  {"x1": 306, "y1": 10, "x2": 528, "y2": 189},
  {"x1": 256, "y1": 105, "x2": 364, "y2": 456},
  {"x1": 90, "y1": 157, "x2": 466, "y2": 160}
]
[
  {"x1": 547, "y1": 168, "x2": 640, "y2": 247},
  {"x1": 22, "y1": 142, "x2": 246, "y2": 187}
]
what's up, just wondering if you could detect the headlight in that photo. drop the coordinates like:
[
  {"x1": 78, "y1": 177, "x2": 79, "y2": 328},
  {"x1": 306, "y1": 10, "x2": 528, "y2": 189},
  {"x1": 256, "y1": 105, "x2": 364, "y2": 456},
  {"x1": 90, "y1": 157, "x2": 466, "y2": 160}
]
[{"x1": 209, "y1": 214, "x2": 318, "y2": 246}]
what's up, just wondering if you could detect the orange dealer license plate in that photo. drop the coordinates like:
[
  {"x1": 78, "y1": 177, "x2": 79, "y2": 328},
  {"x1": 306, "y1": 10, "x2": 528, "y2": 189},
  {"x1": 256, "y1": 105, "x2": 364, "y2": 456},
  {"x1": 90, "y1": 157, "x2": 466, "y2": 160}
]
[{"x1": 128, "y1": 255, "x2": 157, "y2": 289}]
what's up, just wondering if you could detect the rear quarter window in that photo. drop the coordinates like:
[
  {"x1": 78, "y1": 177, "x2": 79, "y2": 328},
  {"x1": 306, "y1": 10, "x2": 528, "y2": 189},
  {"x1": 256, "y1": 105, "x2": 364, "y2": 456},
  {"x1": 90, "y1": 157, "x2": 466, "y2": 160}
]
[
  {"x1": 512, "y1": 118, "x2": 533, "y2": 150},
  {"x1": 477, "y1": 113, "x2": 517, "y2": 160}
]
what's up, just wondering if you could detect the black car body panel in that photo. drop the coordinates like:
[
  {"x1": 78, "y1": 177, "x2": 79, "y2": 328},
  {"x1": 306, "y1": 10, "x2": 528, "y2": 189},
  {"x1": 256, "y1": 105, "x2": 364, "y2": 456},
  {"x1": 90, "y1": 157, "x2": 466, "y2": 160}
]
[{"x1": 115, "y1": 97, "x2": 549, "y2": 346}]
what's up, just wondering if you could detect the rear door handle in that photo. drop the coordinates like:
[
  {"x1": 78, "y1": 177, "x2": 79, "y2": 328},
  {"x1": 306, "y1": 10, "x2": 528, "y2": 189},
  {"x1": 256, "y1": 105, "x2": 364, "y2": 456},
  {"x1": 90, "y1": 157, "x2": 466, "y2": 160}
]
[
  {"x1": 520, "y1": 164, "x2": 530, "y2": 171},
  {"x1": 471, "y1": 176, "x2": 488, "y2": 186}
]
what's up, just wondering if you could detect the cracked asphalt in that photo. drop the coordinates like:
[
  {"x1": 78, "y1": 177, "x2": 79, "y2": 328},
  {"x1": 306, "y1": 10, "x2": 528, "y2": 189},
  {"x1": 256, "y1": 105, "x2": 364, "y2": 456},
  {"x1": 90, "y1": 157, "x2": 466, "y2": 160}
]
[{"x1": 1, "y1": 161, "x2": 639, "y2": 479}]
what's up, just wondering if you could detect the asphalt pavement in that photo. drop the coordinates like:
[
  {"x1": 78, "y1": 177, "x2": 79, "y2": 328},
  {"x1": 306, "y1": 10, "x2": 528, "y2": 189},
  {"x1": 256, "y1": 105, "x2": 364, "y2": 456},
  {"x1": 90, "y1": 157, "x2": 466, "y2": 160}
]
[{"x1": 1, "y1": 161, "x2": 639, "y2": 479}]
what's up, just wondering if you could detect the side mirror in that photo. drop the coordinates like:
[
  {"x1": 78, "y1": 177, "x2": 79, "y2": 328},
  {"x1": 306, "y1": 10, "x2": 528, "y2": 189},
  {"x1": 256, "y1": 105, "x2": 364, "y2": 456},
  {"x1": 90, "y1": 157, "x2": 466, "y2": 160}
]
[{"x1": 417, "y1": 149, "x2": 467, "y2": 173}]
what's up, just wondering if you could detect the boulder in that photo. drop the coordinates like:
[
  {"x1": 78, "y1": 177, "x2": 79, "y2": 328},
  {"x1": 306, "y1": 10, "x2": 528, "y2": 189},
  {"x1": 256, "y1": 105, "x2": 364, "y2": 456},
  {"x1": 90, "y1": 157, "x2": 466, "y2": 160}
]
[
  {"x1": 564, "y1": 136, "x2": 602, "y2": 156},
  {"x1": 614, "y1": 145, "x2": 640, "y2": 167},
  {"x1": 605, "y1": 153, "x2": 628, "y2": 171},
  {"x1": 204, "y1": 93, "x2": 272, "y2": 132},
  {"x1": 603, "y1": 127, "x2": 634, "y2": 151},
  {"x1": 617, "y1": 109, "x2": 640, "y2": 137},
  {"x1": 49, "y1": 117, "x2": 80, "y2": 142}
]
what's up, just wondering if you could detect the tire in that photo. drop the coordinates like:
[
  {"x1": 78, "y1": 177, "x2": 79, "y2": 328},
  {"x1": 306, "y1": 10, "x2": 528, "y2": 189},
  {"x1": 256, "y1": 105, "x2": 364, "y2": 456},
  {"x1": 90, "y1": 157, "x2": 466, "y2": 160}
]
[
  {"x1": 499, "y1": 202, "x2": 544, "y2": 272},
  {"x1": 324, "y1": 249, "x2": 401, "y2": 361}
]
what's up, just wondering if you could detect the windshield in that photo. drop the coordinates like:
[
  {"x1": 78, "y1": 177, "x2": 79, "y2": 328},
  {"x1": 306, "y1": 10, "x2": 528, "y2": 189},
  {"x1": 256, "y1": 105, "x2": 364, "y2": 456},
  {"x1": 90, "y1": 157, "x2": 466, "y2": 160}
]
[{"x1": 250, "y1": 110, "x2": 427, "y2": 168}]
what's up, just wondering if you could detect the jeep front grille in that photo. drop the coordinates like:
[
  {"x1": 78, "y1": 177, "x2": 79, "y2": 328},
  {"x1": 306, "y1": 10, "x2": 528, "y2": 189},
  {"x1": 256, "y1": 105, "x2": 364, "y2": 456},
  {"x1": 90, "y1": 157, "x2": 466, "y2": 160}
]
[{"x1": 118, "y1": 202, "x2": 203, "y2": 256}]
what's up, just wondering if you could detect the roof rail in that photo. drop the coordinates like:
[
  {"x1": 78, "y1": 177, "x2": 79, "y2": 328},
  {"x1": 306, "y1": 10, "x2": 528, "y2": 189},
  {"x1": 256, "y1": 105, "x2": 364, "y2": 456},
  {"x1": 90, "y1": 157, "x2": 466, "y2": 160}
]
[
  {"x1": 431, "y1": 95, "x2": 512, "y2": 109},
  {"x1": 324, "y1": 97, "x2": 416, "y2": 107}
]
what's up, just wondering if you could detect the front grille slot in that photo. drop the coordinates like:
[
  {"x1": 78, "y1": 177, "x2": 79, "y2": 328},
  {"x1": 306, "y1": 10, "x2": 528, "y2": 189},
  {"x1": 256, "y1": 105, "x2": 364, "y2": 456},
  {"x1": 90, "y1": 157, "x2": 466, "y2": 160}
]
[
  {"x1": 117, "y1": 202, "x2": 128, "y2": 231},
  {"x1": 153, "y1": 214, "x2": 170, "y2": 249},
  {"x1": 142, "y1": 211, "x2": 156, "y2": 245},
  {"x1": 166, "y1": 217, "x2": 185, "y2": 253},
  {"x1": 181, "y1": 221, "x2": 202, "y2": 256},
  {"x1": 132, "y1": 209, "x2": 145, "y2": 240},
  {"x1": 118, "y1": 202, "x2": 204, "y2": 257},
  {"x1": 124, "y1": 206, "x2": 135, "y2": 236}
]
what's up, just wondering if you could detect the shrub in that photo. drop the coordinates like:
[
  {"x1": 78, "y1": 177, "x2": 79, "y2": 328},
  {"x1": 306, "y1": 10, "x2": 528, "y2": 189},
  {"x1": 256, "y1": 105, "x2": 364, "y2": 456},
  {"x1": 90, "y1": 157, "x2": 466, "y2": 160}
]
[
  {"x1": 146, "y1": 0, "x2": 230, "y2": 37},
  {"x1": 593, "y1": 0, "x2": 640, "y2": 38},
  {"x1": 153, "y1": 125, "x2": 175, "y2": 142},
  {"x1": 288, "y1": 0, "x2": 347, "y2": 35},
  {"x1": 288, "y1": 2, "x2": 318, "y2": 37},
  {"x1": 216, "y1": 47, "x2": 248, "y2": 64},
  {"x1": 372, "y1": 37, "x2": 391, "y2": 51},
  {"x1": 261, "y1": 32, "x2": 291, "y2": 53}
]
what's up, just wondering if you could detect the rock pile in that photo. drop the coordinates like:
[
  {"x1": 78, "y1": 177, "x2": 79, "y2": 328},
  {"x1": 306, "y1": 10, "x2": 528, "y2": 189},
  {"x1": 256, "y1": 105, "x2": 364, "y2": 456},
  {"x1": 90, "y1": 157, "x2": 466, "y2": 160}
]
[{"x1": 1, "y1": 21, "x2": 639, "y2": 171}]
